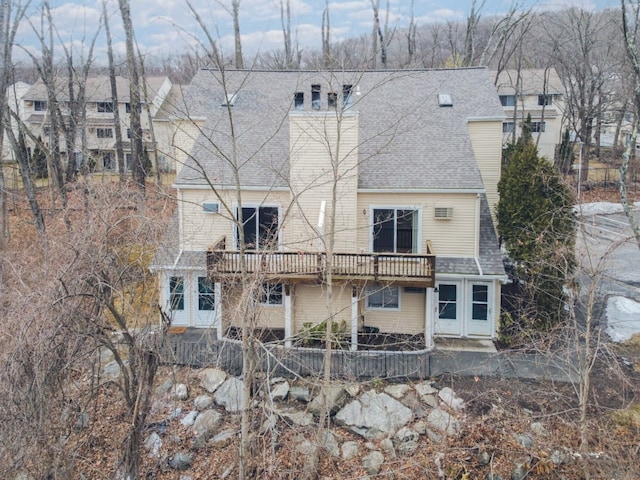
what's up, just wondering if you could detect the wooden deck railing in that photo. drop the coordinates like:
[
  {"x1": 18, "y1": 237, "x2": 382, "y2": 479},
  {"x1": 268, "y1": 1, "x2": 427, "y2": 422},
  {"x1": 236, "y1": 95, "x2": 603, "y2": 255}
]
[{"x1": 206, "y1": 246, "x2": 435, "y2": 286}]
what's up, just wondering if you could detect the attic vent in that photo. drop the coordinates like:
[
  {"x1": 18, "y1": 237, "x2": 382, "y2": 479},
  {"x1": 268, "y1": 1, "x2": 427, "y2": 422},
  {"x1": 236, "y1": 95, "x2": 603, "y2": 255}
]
[
  {"x1": 221, "y1": 92, "x2": 237, "y2": 107},
  {"x1": 438, "y1": 93, "x2": 453, "y2": 107},
  {"x1": 202, "y1": 202, "x2": 220, "y2": 214},
  {"x1": 434, "y1": 207, "x2": 453, "y2": 219}
]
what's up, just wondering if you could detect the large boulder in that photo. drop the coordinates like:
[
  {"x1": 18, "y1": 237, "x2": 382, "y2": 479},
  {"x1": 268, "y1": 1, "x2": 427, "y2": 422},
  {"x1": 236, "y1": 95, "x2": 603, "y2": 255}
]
[
  {"x1": 308, "y1": 385, "x2": 347, "y2": 416},
  {"x1": 214, "y1": 377, "x2": 244, "y2": 413},
  {"x1": 335, "y1": 390, "x2": 413, "y2": 440},
  {"x1": 192, "y1": 410, "x2": 222, "y2": 448},
  {"x1": 198, "y1": 368, "x2": 227, "y2": 393},
  {"x1": 427, "y1": 408, "x2": 460, "y2": 436}
]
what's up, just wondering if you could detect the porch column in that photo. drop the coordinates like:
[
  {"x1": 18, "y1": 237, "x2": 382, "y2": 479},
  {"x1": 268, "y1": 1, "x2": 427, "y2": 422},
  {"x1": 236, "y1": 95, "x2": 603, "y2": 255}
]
[
  {"x1": 351, "y1": 286, "x2": 358, "y2": 351},
  {"x1": 425, "y1": 287, "x2": 434, "y2": 349},
  {"x1": 284, "y1": 284, "x2": 292, "y2": 348},
  {"x1": 214, "y1": 282, "x2": 222, "y2": 340}
]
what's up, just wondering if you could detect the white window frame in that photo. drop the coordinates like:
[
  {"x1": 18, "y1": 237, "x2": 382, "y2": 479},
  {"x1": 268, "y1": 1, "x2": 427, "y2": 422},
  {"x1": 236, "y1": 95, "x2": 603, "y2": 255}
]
[
  {"x1": 259, "y1": 282, "x2": 284, "y2": 306},
  {"x1": 469, "y1": 283, "x2": 490, "y2": 322},
  {"x1": 365, "y1": 285, "x2": 401, "y2": 311},
  {"x1": 369, "y1": 205, "x2": 422, "y2": 254}
]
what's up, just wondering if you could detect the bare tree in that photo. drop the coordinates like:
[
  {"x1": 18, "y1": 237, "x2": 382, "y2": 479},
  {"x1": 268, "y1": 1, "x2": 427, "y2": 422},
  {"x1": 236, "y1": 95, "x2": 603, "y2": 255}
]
[
  {"x1": 280, "y1": 0, "x2": 294, "y2": 69},
  {"x1": 118, "y1": 0, "x2": 146, "y2": 194},
  {"x1": 103, "y1": 0, "x2": 127, "y2": 183},
  {"x1": 546, "y1": 8, "x2": 617, "y2": 184},
  {"x1": 620, "y1": 0, "x2": 640, "y2": 248},
  {"x1": 0, "y1": 0, "x2": 28, "y2": 247},
  {"x1": 322, "y1": 0, "x2": 331, "y2": 68}
]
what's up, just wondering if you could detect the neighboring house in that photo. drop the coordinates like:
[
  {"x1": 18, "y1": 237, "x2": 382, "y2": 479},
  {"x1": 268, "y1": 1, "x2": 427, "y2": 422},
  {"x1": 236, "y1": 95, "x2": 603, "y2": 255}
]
[
  {"x1": 494, "y1": 68, "x2": 566, "y2": 161},
  {"x1": 2, "y1": 81, "x2": 31, "y2": 163},
  {"x1": 153, "y1": 68, "x2": 507, "y2": 349},
  {"x1": 18, "y1": 75, "x2": 176, "y2": 173}
]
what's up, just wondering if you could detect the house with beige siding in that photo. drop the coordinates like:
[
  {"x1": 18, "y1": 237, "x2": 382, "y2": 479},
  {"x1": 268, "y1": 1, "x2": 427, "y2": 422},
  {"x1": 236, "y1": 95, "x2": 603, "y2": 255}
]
[
  {"x1": 494, "y1": 68, "x2": 566, "y2": 161},
  {"x1": 153, "y1": 68, "x2": 507, "y2": 349},
  {"x1": 19, "y1": 75, "x2": 177, "y2": 173}
]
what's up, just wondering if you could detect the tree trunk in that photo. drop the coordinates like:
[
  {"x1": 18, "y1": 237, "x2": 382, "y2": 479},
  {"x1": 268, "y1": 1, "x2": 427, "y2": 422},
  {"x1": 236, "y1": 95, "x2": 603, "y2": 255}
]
[
  {"x1": 232, "y1": 0, "x2": 243, "y2": 68},
  {"x1": 118, "y1": 0, "x2": 146, "y2": 196},
  {"x1": 104, "y1": 0, "x2": 126, "y2": 183}
]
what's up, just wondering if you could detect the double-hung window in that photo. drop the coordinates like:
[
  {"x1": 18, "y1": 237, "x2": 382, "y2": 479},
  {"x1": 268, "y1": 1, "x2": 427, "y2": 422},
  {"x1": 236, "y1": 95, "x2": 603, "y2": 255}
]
[
  {"x1": 372, "y1": 208, "x2": 419, "y2": 253},
  {"x1": 237, "y1": 206, "x2": 279, "y2": 250},
  {"x1": 366, "y1": 285, "x2": 400, "y2": 310},
  {"x1": 34, "y1": 100, "x2": 47, "y2": 111}
]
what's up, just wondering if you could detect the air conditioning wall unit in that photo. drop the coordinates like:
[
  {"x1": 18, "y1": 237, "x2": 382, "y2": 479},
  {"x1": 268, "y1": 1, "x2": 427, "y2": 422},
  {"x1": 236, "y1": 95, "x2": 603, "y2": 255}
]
[{"x1": 434, "y1": 207, "x2": 453, "y2": 219}]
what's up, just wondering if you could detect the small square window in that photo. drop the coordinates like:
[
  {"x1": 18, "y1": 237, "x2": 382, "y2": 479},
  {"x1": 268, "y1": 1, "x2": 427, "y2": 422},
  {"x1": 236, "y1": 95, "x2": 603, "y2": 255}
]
[
  {"x1": 502, "y1": 122, "x2": 515, "y2": 134},
  {"x1": 538, "y1": 94, "x2": 553, "y2": 106},
  {"x1": 499, "y1": 95, "x2": 516, "y2": 107},
  {"x1": 34, "y1": 100, "x2": 47, "y2": 111},
  {"x1": 366, "y1": 285, "x2": 399, "y2": 310},
  {"x1": 260, "y1": 283, "x2": 283, "y2": 305}
]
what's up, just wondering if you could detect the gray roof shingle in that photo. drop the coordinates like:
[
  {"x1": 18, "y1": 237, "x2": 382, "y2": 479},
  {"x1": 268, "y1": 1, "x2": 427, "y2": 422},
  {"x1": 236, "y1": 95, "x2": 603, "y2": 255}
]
[{"x1": 175, "y1": 68, "x2": 504, "y2": 191}]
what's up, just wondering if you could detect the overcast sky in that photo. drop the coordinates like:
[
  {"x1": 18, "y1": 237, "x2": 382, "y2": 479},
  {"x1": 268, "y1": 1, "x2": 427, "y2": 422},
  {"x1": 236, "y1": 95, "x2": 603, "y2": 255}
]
[{"x1": 14, "y1": 0, "x2": 618, "y2": 63}]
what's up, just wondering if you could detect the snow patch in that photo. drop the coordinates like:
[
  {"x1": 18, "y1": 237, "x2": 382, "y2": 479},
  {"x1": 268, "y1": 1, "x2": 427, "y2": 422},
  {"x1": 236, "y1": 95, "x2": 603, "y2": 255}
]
[
  {"x1": 575, "y1": 201, "x2": 640, "y2": 217},
  {"x1": 606, "y1": 296, "x2": 640, "y2": 343}
]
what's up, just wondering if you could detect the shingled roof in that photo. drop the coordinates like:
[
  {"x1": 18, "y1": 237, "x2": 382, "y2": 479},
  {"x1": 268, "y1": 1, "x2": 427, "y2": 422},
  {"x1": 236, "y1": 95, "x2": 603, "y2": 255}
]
[{"x1": 174, "y1": 68, "x2": 504, "y2": 191}]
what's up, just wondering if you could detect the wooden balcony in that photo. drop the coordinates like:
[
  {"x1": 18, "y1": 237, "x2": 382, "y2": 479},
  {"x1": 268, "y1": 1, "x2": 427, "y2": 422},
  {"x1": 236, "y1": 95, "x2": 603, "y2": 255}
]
[{"x1": 206, "y1": 239, "x2": 435, "y2": 286}]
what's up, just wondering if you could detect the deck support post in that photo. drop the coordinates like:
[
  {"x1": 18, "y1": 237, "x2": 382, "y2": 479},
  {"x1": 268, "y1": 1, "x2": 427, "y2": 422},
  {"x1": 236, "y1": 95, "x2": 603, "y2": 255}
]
[
  {"x1": 425, "y1": 286, "x2": 434, "y2": 348},
  {"x1": 284, "y1": 284, "x2": 292, "y2": 348},
  {"x1": 215, "y1": 282, "x2": 223, "y2": 340},
  {"x1": 351, "y1": 286, "x2": 358, "y2": 351}
]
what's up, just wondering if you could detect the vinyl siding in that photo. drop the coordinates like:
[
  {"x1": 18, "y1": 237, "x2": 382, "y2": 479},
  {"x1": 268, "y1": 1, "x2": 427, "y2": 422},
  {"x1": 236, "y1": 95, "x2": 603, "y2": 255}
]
[
  {"x1": 288, "y1": 113, "x2": 359, "y2": 252},
  {"x1": 360, "y1": 286, "x2": 425, "y2": 334},
  {"x1": 180, "y1": 189, "x2": 289, "y2": 251},
  {"x1": 467, "y1": 120, "x2": 502, "y2": 214},
  {"x1": 172, "y1": 119, "x2": 204, "y2": 176},
  {"x1": 356, "y1": 192, "x2": 478, "y2": 257},
  {"x1": 223, "y1": 285, "x2": 285, "y2": 329},
  {"x1": 292, "y1": 284, "x2": 352, "y2": 333}
]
